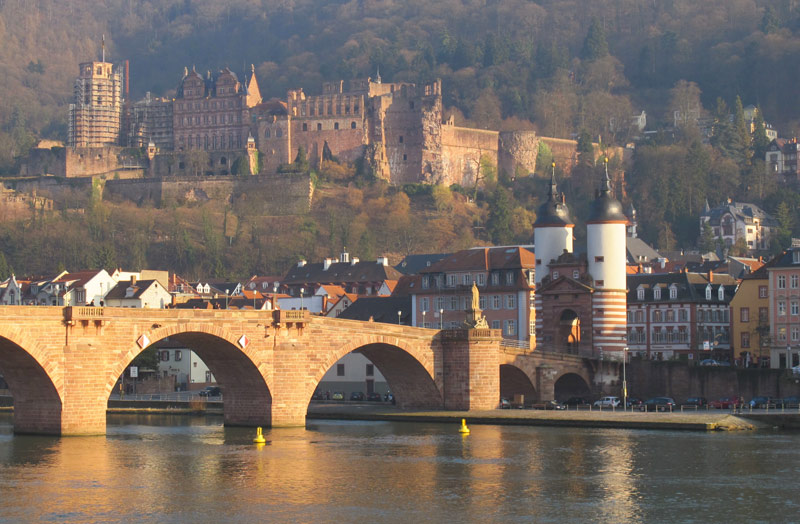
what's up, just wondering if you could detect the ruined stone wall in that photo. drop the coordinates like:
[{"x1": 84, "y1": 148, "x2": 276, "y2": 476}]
[
  {"x1": 149, "y1": 150, "x2": 249, "y2": 177},
  {"x1": 257, "y1": 116, "x2": 292, "y2": 174},
  {"x1": 288, "y1": 117, "x2": 365, "y2": 169},
  {"x1": 498, "y1": 131, "x2": 539, "y2": 178},
  {"x1": 21, "y1": 146, "x2": 148, "y2": 179},
  {"x1": 540, "y1": 137, "x2": 579, "y2": 173},
  {"x1": 440, "y1": 125, "x2": 499, "y2": 187},
  {"x1": 9, "y1": 176, "x2": 94, "y2": 208},
  {"x1": 381, "y1": 85, "x2": 429, "y2": 185},
  {"x1": 103, "y1": 174, "x2": 312, "y2": 214}
]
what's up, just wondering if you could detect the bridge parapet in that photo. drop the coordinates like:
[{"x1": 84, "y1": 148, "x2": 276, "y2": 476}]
[
  {"x1": 64, "y1": 306, "x2": 105, "y2": 322},
  {"x1": 274, "y1": 309, "x2": 309, "y2": 326}
]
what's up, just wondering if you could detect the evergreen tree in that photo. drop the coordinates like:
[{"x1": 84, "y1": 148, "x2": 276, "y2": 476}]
[
  {"x1": 581, "y1": 18, "x2": 608, "y2": 61},
  {"x1": 752, "y1": 108, "x2": 770, "y2": 160},
  {"x1": 699, "y1": 222, "x2": 716, "y2": 253},
  {"x1": 731, "y1": 96, "x2": 752, "y2": 166},
  {"x1": 761, "y1": 6, "x2": 780, "y2": 34},
  {"x1": 0, "y1": 252, "x2": 9, "y2": 280},
  {"x1": 487, "y1": 186, "x2": 513, "y2": 245}
]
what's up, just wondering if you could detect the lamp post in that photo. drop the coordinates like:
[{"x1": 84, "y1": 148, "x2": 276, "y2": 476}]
[
  {"x1": 225, "y1": 289, "x2": 229, "y2": 309},
  {"x1": 622, "y1": 346, "x2": 628, "y2": 412},
  {"x1": 422, "y1": 310, "x2": 426, "y2": 328},
  {"x1": 439, "y1": 308, "x2": 444, "y2": 330},
  {"x1": 397, "y1": 310, "x2": 402, "y2": 325},
  {"x1": 300, "y1": 287, "x2": 304, "y2": 311}
]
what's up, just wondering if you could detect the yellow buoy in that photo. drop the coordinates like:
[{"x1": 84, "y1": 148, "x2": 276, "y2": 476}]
[
  {"x1": 458, "y1": 418, "x2": 470, "y2": 434},
  {"x1": 253, "y1": 426, "x2": 266, "y2": 444}
]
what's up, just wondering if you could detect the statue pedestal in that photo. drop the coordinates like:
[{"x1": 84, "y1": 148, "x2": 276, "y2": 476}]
[{"x1": 464, "y1": 308, "x2": 488, "y2": 329}]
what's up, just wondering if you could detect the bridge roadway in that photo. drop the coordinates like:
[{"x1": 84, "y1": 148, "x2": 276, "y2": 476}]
[{"x1": 0, "y1": 305, "x2": 606, "y2": 435}]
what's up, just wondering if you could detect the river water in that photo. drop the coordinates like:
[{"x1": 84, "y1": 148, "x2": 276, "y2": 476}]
[{"x1": 0, "y1": 413, "x2": 797, "y2": 523}]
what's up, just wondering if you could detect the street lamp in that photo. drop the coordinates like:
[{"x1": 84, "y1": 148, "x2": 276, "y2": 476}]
[
  {"x1": 397, "y1": 310, "x2": 402, "y2": 325},
  {"x1": 225, "y1": 289, "x2": 229, "y2": 309},
  {"x1": 622, "y1": 346, "x2": 628, "y2": 412},
  {"x1": 439, "y1": 308, "x2": 444, "y2": 330},
  {"x1": 300, "y1": 287, "x2": 304, "y2": 311},
  {"x1": 422, "y1": 310, "x2": 426, "y2": 328}
]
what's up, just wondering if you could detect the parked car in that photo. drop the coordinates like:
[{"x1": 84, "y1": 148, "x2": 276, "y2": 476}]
[
  {"x1": 640, "y1": 397, "x2": 676, "y2": 412},
  {"x1": 535, "y1": 400, "x2": 566, "y2": 411},
  {"x1": 709, "y1": 396, "x2": 738, "y2": 409},
  {"x1": 366, "y1": 392, "x2": 382, "y2": 402},
  {"x1": 749, "y1": 396, "x2": 779, "y2": 409},
  {"x1": 626, "y1": 397, "x2": 643, "y2": 408},
  {"x1": 499, "y1": 397, "x2": 511, "y2": 409},
  {"x1": 700, "y1": 359, "x2": 722, "y2": 366},
  {"x1": 781, "y1": 395, "x2": 800, "y2": 407},
  {"x1": 198, "y1": 386, "x2": 221, "y2": 397},
  {"x1": 593, "y1": 396, "x2": 621, "y2": 408},
  {"x1": 350, "y1": 391, "x2": 365, "y2": 401},
  {"x1": 331, "y1": 391, "x2": 344, "y2": 401},
  {"x1": 683, "y1": 397, "x2": 707, "y2": 408},
  {"x1": 563, "y1": 397, "x2": 589, "y2": 407}
]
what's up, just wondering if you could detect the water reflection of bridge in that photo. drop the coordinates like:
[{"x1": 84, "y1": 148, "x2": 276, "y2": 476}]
[{"x1": 0, "y1": 306, "x2": 614, "y2": 435}]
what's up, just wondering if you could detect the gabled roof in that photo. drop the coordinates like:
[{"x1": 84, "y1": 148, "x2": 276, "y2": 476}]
[
  {"x1": 54, "y1": 269, "x2": 106, "y2": 289},
  {"x1": 767, "y1": 248, "x2": 800, "y2": 269},
  {"x1": 104, "y1": 280, "x2": 162, "y2": 300},
  {"x1": 394, "y1": 253, "x2": 450, "y2": 275},
  {"x1": 336, "y1": 296, "x2": 412, "y2": 324},
  {"x1": 626, "y1": 237, "x2": 662, "y2": 264},
  {"x1": 421, "y1": 246, "x2": 535, "y2": 273},
  {"x1": 627, "y1": 272, "x2": 738, "y2": 304},
  {"x1": 282, "y1": 260, "x2": 403, "y2": 285}
]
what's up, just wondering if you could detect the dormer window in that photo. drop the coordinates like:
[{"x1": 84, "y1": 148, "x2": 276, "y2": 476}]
[
  {"x1": 718, "y1": 286, "x2": 724, "y2": 300},
  {"x1": 669, "y1": 285, "x2": 677, "y2": 299},
  {"x1": 637, "y1": 288, "x2": 644, "y2": 300},
  {"x1": 705, "y1": 285, "x2": 712, "y2": 300},
  {"x1": 654, "y1": 287, "x2": 661, "y2": 300},
  {"x1": 793, "y1": 250, "x2": 800, "y2": 264}
]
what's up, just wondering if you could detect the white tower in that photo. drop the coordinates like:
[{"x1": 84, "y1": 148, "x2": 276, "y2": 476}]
[
  {"x1": 533, "y1": 163, "x2": 574, "y2": 346},
  {"x1": 587, "y1": 158, "x2": 628, "y2": 358}
]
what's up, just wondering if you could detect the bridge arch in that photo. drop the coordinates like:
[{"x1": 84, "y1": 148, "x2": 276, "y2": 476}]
[
  {"x1": 553, "y1": 372, "x2": 591, "y2": 401},
  {"x1": 113, "y1": 324, "x2": 273, "y2": 427},
  {"x1": 312, "y1": 335, "x2": 442, "y2": 409},
  {"x1": 0, "y1": 326, "x2": 62, "y2": 434},
  {"x1": 499, "y1": 364, "x2": 536, "y2": 407}
]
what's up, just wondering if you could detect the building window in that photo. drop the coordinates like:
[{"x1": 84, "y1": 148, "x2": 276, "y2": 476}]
[
  {"x1": 573, "y1": 270, "x2": 580, "y2": 279},
  {"x1": 420, "y1": 297, "x2": 429, "y2": 312},
  {"x1": 792, "y1": 301, "x2": 799, "y2": 316},
  {"x1": 759, "y1": 286, "x2": 768, "y2": 298},
  {"x1": 479, "y1": 296, "x2": 487, "y2": 310},
  {"x1": 506, "y1": 295, "x2": 516, "y2": 309},
  {"x1": 161, "y1": 351, "x2": 169, "y2": 361},
  {"x1": 635, "y1": 310, "x2": 644, "y2": 323},
  {"x1": 317, "y1": 123, "x2": 322, "y2": 131},
  {"x1": 447, "y1": 274, "x2": 457, "y2": 287},
  {"x1": 552, "y1": 271, "x2": 559, "y2": 280},
  {"x1": 492, "y1": 320, "x2": 501, "y2": 330},
  {"x1": 778, "y1": 301, "x2": 786, "y2": 316},
  {"x1": 793, "y1": 327, "x2": 800, "y2": 342},
  {"x1": 449, "y1": 296, "x2": 458, "y2": 310},
  {"x1": 718, "y1": 286, "x2": 724, "y2": 300},
  {"x1": 351, "y1": 121, "x2": 357, "y2": 129},
  {"x1": 334, "y1": 122, "x2": 339, "y2": 130},
  {"x1": 778, "y1": 275, "x2": 786, "y2": 289},
  {"x1": 637, "y1": 288, "x2": 644, "y2": 300},
  {"x1": 594, "y1": 256, "x2": 604, "y2": 262},
  {"x1": 679, "y1": 309, "x2": 688, "y2": 322},
  {"x1": 779, "y1": 327, "x2": 787, "y2": 342},
  {"x1": 666, "y1": 310, "x2": 674, "y2": 322},
  {"x1": 794, "y1": 250, "x2": 800, "y2": 264},
  {"x1": 740, "y1": 308, "x2": 750, "y2": 322},
  {"x1": 653, "y1": 310, "x2": 662, "y2": 322},
  {"x1": 477, "y1": 274, "x2": 486, "y2": 286},
  {"x1": 706, "y1": 286, "x2": 712, "y2": 300},
  {"x1": 654, "y1": 287, "x2": 661, "y2": 300},
  {"x1": 422, "y1": 276, "x2": 430, "y2": 289},
  {"x1": 792, "y1": 275, "x2": 799, "y2": 289},
  {"x1": 504, "y1": 320, "x2": 517, "y2": 336},
  {"x1": 437, "y1": 297, "x2": 445, "y2": 312},
  {"x1": 399, "y1": 135, "x2": 404, "y2": 143},
  {"x1": 506, "y1": 272, "x2": 514, "y2": 285},
  {"x1": 174, "y1": 350, "x2": 182, "y2": 361},
  {"x1": 336, "y1": 364, "x2": 345, "y2": 376},
  {"x1": 491, "y1": 273, "x2": 500, "y2": 285},
  {"x1": 463, "y1": 274, "x2": 471, "y2": 285},
  {"x1": 492, "y1": 295, "x2": 501, "y2": 310},
  {"x1": 366, "y1": 364, "x2": 374, "y2": 376},
  {"x1": 670, "y1": 286, "x2": 677, "y2": 299},
  {"x1": 759, "y1": 307, "x2": 768, "y2": 323}
]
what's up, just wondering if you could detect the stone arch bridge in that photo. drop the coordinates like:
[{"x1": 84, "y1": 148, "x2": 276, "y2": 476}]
[{"x1": 0, "y1": 306, "x2": 616, "y2": 435}]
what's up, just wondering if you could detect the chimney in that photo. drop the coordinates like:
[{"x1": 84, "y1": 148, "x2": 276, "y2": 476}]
[
  {"x1": 297, "y1": 260, "x2": 306, "y2": 267},
  {"x1": 376, "y1": 256, "x2": 388, "y2": 266},
  {"x1": 323, "y1": 258, "x2": 334, "y2": 270},
  {"x1": 351, "y1": 257, "x2": 360, "y2": 265},
  {"x1": 708, "y1": 270, "x2": 713, "y2": 283},
  {"x1": 130, "y1": 275, "x2": 137, "y2": 286}
]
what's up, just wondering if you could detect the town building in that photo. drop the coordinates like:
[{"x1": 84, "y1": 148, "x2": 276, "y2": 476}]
[
  {"x1": 104, "y1": 277, "x2": 171, "y2": 308},
  {"x1": 412, "y1": 246, "x2": 536, "y2": 343},
  {"x1": 730, "y1": 264, "x2": 770, "y2": 367},
  {"x1": 699, "y1": 199, "x2": 776, "y2": 252},
  {"x1": 281, "y1": 251, "x2": 403, "y2": 299},
  {"x1": 766, "y1": 243, "x2": 800, "y2": 369},
  {"x1": 626, "y1": 271, "x2": 736, "y2": 362}
]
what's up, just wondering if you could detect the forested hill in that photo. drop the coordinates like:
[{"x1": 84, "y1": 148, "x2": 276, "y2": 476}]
[{"x1": 2, "y1": 0, "x2": 800, "y2": 274}]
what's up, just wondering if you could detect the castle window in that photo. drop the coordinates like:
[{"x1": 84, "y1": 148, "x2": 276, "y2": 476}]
[
  {"x1": 302, "y1": 123, "x2": 307, "y2": 132},
  {"x1": 334, "y1": 122, "x2": 339, "y2": 130},
  {"x1": 96, "y1": 66, "x2": 102, "y2": 75},
  {"x1": 403, "y1": 154, "x2": 407, "y2": 161},
  {"x1": 276, "y1": 128, "x2": 283, "y2": 137},
  {"x1": 354, "y1": 104, "x2": 360, "y2": 114},
  {"x1": 351, "y1": 121, "x2": 357, "y2": 129},
  {"x1": 265, "y1": 129, "x2": 270, "y2": 138},
  {"x1": 317, "y1": 123, "x2": 322, "y2": 131},
  {"x1": 399, "y1": 136, "x2": 404, "y2": 143},
  {"x1": 410, "y1": 101, "x2": 415, "y2": 109}
]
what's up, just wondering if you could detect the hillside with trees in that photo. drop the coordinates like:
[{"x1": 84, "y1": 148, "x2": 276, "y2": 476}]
[{"x1": 2, "y1": 0, "x2": 800, "y2": 278}]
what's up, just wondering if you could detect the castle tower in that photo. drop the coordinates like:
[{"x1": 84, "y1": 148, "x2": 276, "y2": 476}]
[
  {"x1": 587, "y1": 158, "x2": 628, "y2": 358},
  {"x1": 67, "y1": 55, "x2": 123, "y2": 148},
  {"x1": 533, "y1": 163, "x2": 574, "y2": 346}
]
